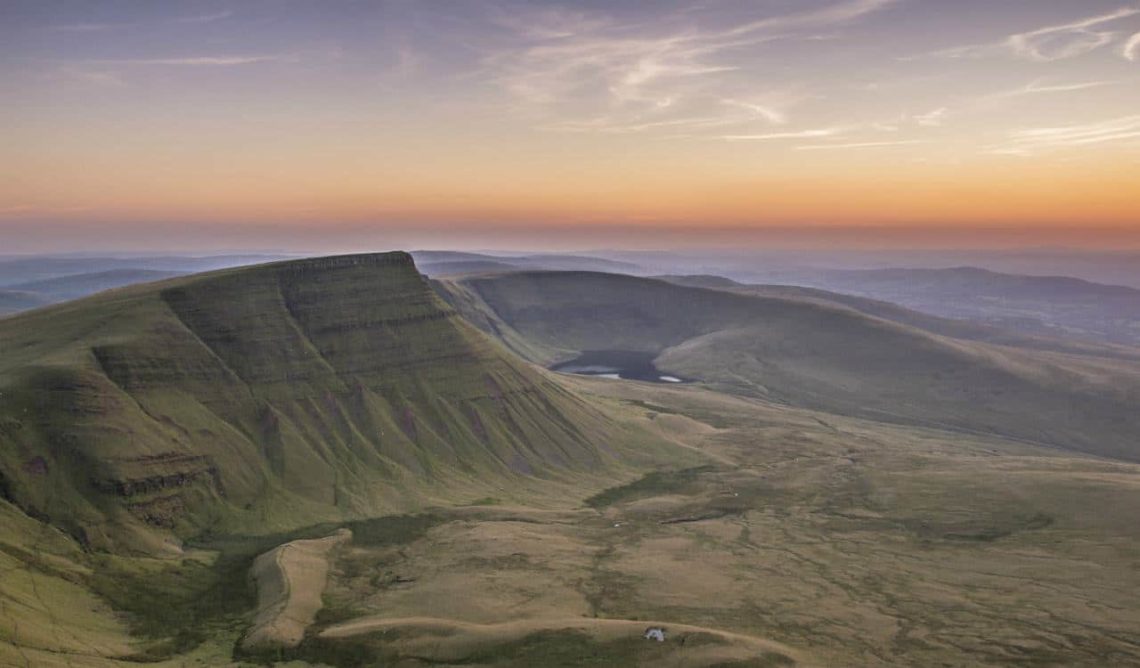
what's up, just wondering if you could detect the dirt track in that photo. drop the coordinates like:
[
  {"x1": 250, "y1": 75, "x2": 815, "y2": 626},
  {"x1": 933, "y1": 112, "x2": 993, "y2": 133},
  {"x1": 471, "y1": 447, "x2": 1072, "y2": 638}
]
[
  {"x1": 319, "y1": 614, "x2": 807, "y2": 665},
  {"x1": 241, "y1": 528, "x2": 352, "y2": 650}
]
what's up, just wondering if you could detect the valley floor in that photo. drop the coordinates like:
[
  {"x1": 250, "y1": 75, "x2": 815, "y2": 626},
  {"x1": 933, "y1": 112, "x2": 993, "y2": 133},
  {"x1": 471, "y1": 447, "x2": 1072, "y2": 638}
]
[{"x1": 5, "y1": 376, "x2": 1140, "y2": 666}]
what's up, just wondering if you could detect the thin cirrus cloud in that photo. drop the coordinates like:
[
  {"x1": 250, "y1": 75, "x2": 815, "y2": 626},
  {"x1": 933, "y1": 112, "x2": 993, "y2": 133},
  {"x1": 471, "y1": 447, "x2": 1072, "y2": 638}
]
[
  {"x1": 1123, "y1": 31, "x2": 1140, "y2": 60},
  {"x1": 79, "y1": 55, "x2": 289, "y2": 67},
  {"x1": 47, "y1": 23, "x2": 119, "y2": 32},
  {"x1": 795, "y1": 139, "x2": 926, "y2": 150},
  {"x1": 912, "y1": 108, "x2": 948, "y2": 127},
  {"x1": 486, "y1": 0, "x2": 899, "y2": 135},
  {"x1": 721, "y1": 99, "x2": 789, "y2": 125},
  {"x1": 716, "y1": 0, "x2": 897, "y2": 38},
  {"x1": 171, "y1": 11, "x2": 233, "y2": 25},
  {"x1": 925, "y1": 6, "x2": 1140, "y2": 62},
  {"x1": 46, "y1": 10, "x2": 232, "y2": 32},
  {"x1": 977, "y1": 79, "x2": 1118, "y2": 106},
  {"x1": 993, "y1": 115, "x2": 1140, "y2": 155},
  {"x1": 722, "y1": 128, "x2": 844, "y2": 141},
  {"x1": 50, "y1": 53, "x2": 289, "y2": 86},
  {"x1": 1016, "y1": 80, "x2": 1117, "y2": 94}
]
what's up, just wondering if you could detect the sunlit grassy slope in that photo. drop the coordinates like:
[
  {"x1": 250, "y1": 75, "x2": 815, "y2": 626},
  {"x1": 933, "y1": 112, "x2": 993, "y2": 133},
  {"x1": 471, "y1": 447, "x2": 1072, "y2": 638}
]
[
  {"x1": 441, "y1": 271, "x2": 1140, "y2": 462},
  {"x1": 0, "y1": 253, "x2": 672, "y2": 556}
]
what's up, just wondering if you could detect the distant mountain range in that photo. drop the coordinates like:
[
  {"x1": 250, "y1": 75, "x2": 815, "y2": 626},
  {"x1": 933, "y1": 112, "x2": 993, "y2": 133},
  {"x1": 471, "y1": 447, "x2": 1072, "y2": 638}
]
[
  {"x1": 5, "y1": 251, "x2": 1140, "y2": 350},
  {"x1": 0, "y1": 254, "x2": 291, "y2": 315},
  {"x1": 410, "y1": 251, "x2": 645, "y2": 277}
]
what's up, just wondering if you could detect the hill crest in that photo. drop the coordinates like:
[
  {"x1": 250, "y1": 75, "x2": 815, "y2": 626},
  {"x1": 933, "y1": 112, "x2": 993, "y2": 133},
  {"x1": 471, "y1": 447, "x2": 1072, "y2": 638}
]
[{"x1": 0, "y1": 253, "x2": 662, "y2": 554}]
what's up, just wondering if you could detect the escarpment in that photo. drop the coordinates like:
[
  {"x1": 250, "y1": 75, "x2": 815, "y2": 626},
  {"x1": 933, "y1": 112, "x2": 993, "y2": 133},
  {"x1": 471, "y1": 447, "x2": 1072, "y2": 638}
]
[{"x1": 0, "y1": 252, "x2": 638, "y2": 552}]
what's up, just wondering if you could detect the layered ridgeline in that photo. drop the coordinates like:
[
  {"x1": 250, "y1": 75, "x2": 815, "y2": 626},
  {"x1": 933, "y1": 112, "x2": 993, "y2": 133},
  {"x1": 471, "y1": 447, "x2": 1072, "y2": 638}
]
[
  {"x1": 0, "y1": 253, "x2": 658, "y2": 555},
  {"x1": 439, "y1": 271, "x2": 1140, "y2": 462}
]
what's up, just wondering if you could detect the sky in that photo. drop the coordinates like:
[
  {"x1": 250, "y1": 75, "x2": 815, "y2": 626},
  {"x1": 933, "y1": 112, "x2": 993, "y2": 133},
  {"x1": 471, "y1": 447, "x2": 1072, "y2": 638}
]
[{"x1": 2, "y1": 0, "x2": 1139, "y2": 252}]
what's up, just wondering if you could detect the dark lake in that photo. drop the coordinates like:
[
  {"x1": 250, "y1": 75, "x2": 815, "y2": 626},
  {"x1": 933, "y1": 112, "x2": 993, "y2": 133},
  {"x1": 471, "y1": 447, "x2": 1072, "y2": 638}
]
[{"x1": 549, "y1": 350, "x2": 687, "y2": 384}]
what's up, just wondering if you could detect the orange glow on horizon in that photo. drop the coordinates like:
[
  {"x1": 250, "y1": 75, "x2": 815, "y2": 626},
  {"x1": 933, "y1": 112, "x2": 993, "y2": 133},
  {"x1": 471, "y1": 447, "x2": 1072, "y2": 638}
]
[{"x1": 3, "y1": 1, "x2": 1139, "y2": 251}]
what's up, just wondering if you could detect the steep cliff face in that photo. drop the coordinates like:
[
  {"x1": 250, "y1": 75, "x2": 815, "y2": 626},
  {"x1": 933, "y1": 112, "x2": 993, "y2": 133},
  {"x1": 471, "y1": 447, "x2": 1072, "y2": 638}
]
[{"x1": 0, "y1": 253, "x2": 639, "y2": 553}]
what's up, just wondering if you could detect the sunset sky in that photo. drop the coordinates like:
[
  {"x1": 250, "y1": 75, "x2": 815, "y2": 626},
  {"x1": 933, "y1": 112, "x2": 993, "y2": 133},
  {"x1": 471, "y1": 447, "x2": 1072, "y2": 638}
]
[{"x1": 3, "y1": 0, "x2": 1139, "y2": 251}]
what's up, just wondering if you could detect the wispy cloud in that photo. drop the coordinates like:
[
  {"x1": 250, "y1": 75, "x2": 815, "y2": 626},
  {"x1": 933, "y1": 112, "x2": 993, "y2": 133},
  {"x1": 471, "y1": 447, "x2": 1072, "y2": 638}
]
[
  {"x1": 722, "y1": 128, "x2": 844, "y2": 141},
  {"x1": 1008, "y1": 7, "x2": 1138, "y2": 61},
  {"x1": 993, "y1": 115, "x2": 1140, "y2": 155},
  {"x1": 1123, "y1": 31, "x2": 1140, "y2": 60},
  {"x1": 46, "y1": 10, "x2": 232, "y2": 33},
  {"x1": 53, "y1": 65, "x2": 127, "y2": 87},
  {"x1": 491, "y1": 6, "x2": 612, "y2": 41},
  {"x1": 47, "y1": 23, "x2": 121, "y2": 33},
  {"x1": 547, "y1": 114, "x2": 745, "y2": 134},
  {"x1": 81, "y1": 55, "x2": 288, "y2": 67},
  {"x1": 982, "y1": 78, "x2": 1117, "y2": 104},
  {"x1": 912, "y1": 107, "x2": 947, "y2": 127},
  {"x1": 721, "y1": 98, "x2": 789, "y2": 125},
  {"x1": 1020, "y1": 79, "x2": 1116, "y2": 94},
  {"x1": 795, "y1": 139, "x2": 925, "y2": 150},
  {"x1": 718, "y1": 0, "x2": 898, "y2": 38},
  {"x1": 487, "y1": 0, "x2": 898, "y2": 136},
  {"x1": 171, "y1": 11, "x2": 233, "y2": 25},
  {"x1": 925, "y1": 6, "x2": 1140, "y2": 62}
]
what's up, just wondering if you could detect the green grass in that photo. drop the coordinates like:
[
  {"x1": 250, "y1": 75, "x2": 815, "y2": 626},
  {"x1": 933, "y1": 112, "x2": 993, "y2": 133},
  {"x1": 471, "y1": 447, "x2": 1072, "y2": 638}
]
[{"x1": 342, "y1": 513, "x2": 446, "y2": 548}]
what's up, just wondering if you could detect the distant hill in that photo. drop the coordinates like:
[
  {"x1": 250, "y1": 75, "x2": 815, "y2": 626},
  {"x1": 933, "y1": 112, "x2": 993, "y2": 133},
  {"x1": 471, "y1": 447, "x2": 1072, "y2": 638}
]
[
  {"x1": 6, "y1": 268, "x2": 182, "y2": 303},
  {"x1": 416, "y1": 260, "x2": 524, "y2": 277},
  {"x1": 0, "y1": 253, "x2": 660, "y2": 554},
  {"x1": 440, "y1": 271, "x2": 1140, "y2": 462},
  {"x1": 0, "y1": 254, "x2": 289, "y2": 287},
  {"x1": 0, "y1": 290, "x2": 49, "y2": 315},
  {"x1": 411, "y1": 250, "x2": 645, "y2": 276},
  {"x1": 0, "y1": 255, "x2": 293, "y2": 316},
  {"x1": 758, "y1": 266, "x2": 1140, "y2": 347}
]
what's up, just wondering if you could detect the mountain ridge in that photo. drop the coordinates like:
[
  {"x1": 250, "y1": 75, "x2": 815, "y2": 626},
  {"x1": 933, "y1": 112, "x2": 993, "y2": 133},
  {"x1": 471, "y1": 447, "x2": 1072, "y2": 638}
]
[{"x1": 0, "y1": 252, "x2": 668, "y2": 555}]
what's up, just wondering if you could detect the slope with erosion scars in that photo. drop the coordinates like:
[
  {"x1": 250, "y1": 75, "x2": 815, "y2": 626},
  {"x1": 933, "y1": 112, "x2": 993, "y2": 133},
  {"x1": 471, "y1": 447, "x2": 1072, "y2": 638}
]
[
  {"x1": 442, "y1": 270, "x2": 1140, "y2": 462},
  {"x1": 0, "y1": 253, "x2": 674, "y2": 554}
]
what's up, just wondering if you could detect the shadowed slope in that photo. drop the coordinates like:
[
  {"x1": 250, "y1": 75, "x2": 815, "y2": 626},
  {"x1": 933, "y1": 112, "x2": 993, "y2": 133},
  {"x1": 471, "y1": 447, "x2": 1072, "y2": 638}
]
[
  {"x1": 0, "y1": 254, "x2": 657, "y2": 554},
  {"x1": 440, "y1": 271, "x2": 1140, "y2": 462}
]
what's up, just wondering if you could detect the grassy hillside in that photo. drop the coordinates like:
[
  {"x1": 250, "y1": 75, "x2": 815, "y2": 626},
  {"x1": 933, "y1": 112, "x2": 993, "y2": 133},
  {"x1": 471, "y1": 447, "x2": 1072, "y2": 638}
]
[
  {"x1": 0, "y1": 253, "x2": 671, "y2": 555},
  {"x1": 442, "y1": 271, "x2": 1140, "y2": 462}
]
